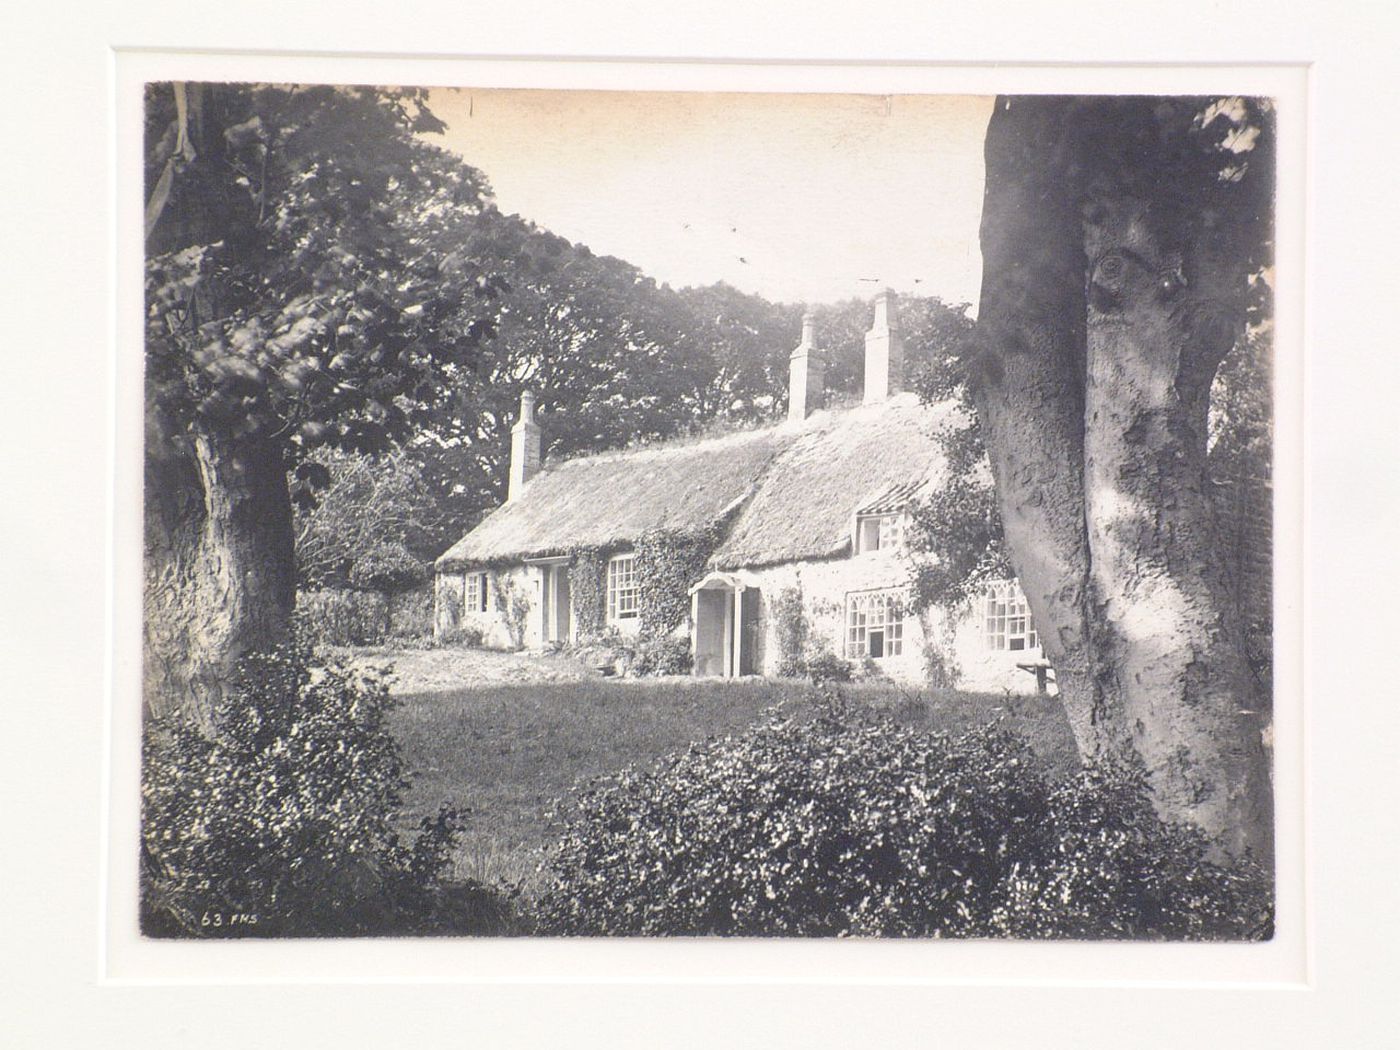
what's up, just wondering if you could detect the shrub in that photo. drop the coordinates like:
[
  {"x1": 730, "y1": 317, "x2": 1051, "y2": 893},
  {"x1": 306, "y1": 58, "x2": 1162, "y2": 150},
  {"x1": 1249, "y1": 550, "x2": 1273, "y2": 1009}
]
[
  {"x1": 922, "y1": 641, "x2": 961, "y2": 689},
  {"x1": 628, "y1": 635, "x2": 694, "y2": 677},
  {"x1": 442, "y1": 622, "x2": 486, "y2": 648},
  {"x1": 802, "y1": 647, "x2": 853, "y2": 684},
  {"x1": 294, "y1": 588, "x2": 389, "y2": 646},
  {"x1": 536, "y1": 692, "x2": 1272, "y2": 939},
  {"x1": 141, "y1": 633, "x2": 513, "y2": 937},
  {"x1": 990, "y1": 764, "x2": 1274, "y2": 940},
  {"x1": 537, "y1": 692, "x2": 1052, "y2": 936},
  {"x1": 568, "y1": 548, "x2": 608, "y2": 639},
  {"x1": 347, "y1": 542, "x2": 428, "y2": 594},
  {"x1": 385, "y1": 584, "x2": 434, "y2": 640}
]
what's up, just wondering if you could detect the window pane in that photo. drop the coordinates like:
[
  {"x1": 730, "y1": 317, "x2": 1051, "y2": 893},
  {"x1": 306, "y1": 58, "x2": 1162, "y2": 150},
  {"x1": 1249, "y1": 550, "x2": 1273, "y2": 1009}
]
[{"x1": 608, "y1": 555, "x2": 638, "y2": 620}]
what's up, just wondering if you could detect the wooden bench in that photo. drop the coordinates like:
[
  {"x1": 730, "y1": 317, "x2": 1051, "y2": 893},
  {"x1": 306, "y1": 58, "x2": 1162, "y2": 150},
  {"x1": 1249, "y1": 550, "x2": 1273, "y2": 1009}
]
[{"x1": 1015, "y1": 660, "x2": 1055, "y2": 695}]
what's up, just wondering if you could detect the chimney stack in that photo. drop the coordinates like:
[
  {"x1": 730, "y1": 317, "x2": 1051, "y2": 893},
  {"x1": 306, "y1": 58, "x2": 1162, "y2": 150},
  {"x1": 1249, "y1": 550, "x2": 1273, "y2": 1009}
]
[
  {"x1": 508, "y1": 390, "x2": 541, "y2": 501},
  {"x1": 788, "y1": 310, "x2": 826, "y2": 422},
  {"x1": 863, "y1": 289, "x2": 905, "y2": 404}
]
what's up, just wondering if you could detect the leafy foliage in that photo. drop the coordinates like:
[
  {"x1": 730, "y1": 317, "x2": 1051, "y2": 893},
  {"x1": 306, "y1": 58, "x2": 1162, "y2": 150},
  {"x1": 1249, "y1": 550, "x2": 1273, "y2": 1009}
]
[
  {"x1": 568, "y1": 548, "x2": 609, "y2": 639},
  {"x1": 905, "y1": 416, "x2": 1012, "y2": 615},
  {"x1": 993, "y1": 764, "x2": 1273, "y2": 940},
  {"x1": 802, "y1": 648, "x2": 854, "y2": 684},
  {"x1": 294, "y1": 448, "x2": 446, "y2": 590},
  {"x1": 294, "y1": 587, "x2": 433, "y2": 647},
  {"x1": 536, "y1": 694, "x2": 1271, "y2": 938},
  {"x1": 627, "y1": 635, "x2": 695, "y2": 677},
  {"x1": 145, "y1": 83, "x2": 500, "y2": 466},
  {"x1": 489, "y1": 574, "x2": 532, "y2": 650},
  {"x1": 294, "y1": 588, "x2": 394, "y2": 646},
  {"x1": 635, "y1": 527, "x2": 722, "y2": 640},
  {"x1": 771, "y1": 585, "x2": 810, "y2": 678},
  {"x1": 141, "y1": 633, "x2": 512, "y2": 936},
  {"x1": 346, "y1": 543, "x2": 428, "y2": 594}
]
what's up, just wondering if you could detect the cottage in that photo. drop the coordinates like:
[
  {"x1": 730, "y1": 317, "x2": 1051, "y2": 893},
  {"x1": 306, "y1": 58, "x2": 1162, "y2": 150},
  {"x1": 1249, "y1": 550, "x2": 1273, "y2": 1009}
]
[{"x1": 435, "y1": 292, "x2": 1051, "y2": 694}]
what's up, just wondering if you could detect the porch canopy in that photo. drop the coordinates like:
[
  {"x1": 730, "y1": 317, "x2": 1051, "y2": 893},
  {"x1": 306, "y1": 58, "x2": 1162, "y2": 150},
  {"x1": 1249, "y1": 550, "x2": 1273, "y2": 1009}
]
[{"x1": 690, "y1": 570, "x2": 761, "y2": 678}]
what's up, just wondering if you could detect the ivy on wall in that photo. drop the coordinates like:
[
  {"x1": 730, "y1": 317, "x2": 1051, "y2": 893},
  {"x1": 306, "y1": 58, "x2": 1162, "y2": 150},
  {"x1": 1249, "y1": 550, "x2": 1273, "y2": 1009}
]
[
  {"x1": 770, "y1": 584, "x2": 809, "y2": 677},
  {"x1": 568, "y1": 547, "x2": 609, "y2": 639},
  {"x1": 635, "y1": 525, "x2": 722, "y2": 640}
]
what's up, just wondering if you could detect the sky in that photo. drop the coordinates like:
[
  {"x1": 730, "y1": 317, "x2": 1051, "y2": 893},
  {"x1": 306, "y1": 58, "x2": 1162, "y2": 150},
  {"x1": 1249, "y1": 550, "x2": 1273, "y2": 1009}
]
[{"x1": 428, "y1": 88, "x2": 993, "y2": 309}]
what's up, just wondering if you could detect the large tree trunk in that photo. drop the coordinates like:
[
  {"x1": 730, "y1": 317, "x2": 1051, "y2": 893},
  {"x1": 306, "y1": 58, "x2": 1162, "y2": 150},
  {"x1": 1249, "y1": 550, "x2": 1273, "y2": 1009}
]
[
  {"x1": 974, "y1": 96, "x2": 1273, "y2": 865},
  {"x1": 143, "y1": 425, "x2": 296, "y2": 727},
  {"x1": 972, "y1": 98, "x2": 1124, "y2": 760},
  {"x1": 1080, "y1": 195, "x2": 1273, "y2": 863}
]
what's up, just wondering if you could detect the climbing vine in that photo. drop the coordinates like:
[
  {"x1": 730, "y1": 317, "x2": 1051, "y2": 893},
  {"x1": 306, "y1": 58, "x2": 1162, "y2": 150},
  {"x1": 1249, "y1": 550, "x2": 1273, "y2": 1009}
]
[
  {"x1": 568, "y1": 547, "x2": 609, "y2": 640},
  {"x1": 489, "y1": 572, "x2": 531, "y2": 650},
  {"x1": 634, "y1": 525, "x2": 723, "y2": 640},
  {"x1": 770, "y1": 584, "x2": 809, "y2": 678}
]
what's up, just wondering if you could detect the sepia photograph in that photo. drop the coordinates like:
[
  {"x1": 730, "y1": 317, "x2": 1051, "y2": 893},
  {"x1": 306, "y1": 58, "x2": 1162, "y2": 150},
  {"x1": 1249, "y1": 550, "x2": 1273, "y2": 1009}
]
[
  {"x1": 17, "y1": 0, "x2": 1400, "y2": 1040},
  {"x1": 138, "y1": 81, "x2": 1277, "y2": 942}
]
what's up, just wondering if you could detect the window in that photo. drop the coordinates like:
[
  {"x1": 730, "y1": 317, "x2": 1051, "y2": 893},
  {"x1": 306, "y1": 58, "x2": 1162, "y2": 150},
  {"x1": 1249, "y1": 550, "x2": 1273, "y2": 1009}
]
[
  {"x1": 606, "y1": 554, "x2": 639, "y2": 621},
  {"x1": 846, "y1": 590, "x2": 905, "y2": 659},
  {"x1": 464, "y1": 571, "x2": 490, "y2": 614},
  {"x1": 984, "y1": 579, "x2": 1038, "y2": 651},
  {"x1": 856, "y1": 513, "x2": 903, "y2": 554}
]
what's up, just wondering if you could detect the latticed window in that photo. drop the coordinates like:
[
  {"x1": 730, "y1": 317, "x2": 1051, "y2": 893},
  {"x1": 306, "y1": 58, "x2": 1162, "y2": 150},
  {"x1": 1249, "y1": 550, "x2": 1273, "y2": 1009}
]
[
  {"x1": 984, "y1": 579, "x2": 1038, "y2": 651},
  {"x1": 464, "y1": 571, "x2": 489, "y2": 613},
  {"x1": 607, "y1": 554, "x2": 639, "y2": 621},
  {"x1": 846, "y1": 589, "x2": 905, "y2": 659},
  {"x1": 878, "y1": 514, "x2": 903, "y2": 551},
  {"x1": 855, "y1": 513, "x2": 904, "y2": 554}
]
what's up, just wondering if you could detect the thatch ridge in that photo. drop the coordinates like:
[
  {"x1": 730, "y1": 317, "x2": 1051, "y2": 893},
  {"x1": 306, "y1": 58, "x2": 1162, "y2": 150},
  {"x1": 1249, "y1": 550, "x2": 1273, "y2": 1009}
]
[
  {"x1": 435, "y1": 425, "x2": 795, "y2": 568},
  {"x1": 436, "y1": 393, "x2": 957, "y2": 572},
  {"x1": 710, "y1": 394, "x2": 955, "y2": 570}
]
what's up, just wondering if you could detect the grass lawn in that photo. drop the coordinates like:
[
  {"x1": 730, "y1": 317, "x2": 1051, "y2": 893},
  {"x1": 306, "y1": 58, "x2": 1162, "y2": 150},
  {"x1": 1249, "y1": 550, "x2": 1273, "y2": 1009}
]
[{"x1": 381, "y1": 650, "x2": 1079, "y2": 895}]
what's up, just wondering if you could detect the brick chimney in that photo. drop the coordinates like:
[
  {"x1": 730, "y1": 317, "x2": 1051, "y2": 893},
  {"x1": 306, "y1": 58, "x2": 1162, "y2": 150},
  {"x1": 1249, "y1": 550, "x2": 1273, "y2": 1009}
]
[
  {"x1": 788, "y1": 310, "x2": 826, "y2": 422},
  {"x1": 863, "y1": 289, "x2": 905, "y2": 404},
  {"x1": 508, "y1": 390, "x2": 541, "y2": 502}
]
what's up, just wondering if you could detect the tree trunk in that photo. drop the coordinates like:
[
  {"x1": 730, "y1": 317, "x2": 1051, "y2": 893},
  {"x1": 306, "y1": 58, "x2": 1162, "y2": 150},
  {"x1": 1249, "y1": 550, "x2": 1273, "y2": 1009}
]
[
  {"x1": 973, "y1": 96, "x2": 1273, "y2": 865},
  {"x1": 973, "y1": 97, "x2": 1125, "y2": 760},
  {"x1": 143, "y1": 425, "x2": 296, "y2": 727},
  {"x1": 1081, "y1": 195, "x2": 1273, "y2": 863}
]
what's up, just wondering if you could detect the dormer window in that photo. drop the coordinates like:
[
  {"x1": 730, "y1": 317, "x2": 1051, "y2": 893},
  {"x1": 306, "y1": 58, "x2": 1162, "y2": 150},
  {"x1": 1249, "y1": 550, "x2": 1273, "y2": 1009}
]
[{"x1": 855, "y1": 513, "x2": 903, "y2": 554}]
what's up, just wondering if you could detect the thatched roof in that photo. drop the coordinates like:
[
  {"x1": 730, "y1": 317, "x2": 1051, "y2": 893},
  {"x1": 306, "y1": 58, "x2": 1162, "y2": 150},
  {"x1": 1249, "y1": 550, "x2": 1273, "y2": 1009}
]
[
  {"x1": 435, "y1": 427, "x2": 792, "y2": 568},
  {"x1": 436, "y1": 392, "x2": 956, "y2": 572},
  {"x1": 710, "y1": 394, "x2": 953, "y2": 569}
]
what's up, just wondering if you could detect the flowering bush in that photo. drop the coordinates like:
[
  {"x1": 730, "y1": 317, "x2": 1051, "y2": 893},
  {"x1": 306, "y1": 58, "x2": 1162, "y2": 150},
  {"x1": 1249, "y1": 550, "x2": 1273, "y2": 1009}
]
[
  {"x1": 141, "y1": 634, "x2": 512, "y2": 937},
  {"x1": 536, "y1": 691, "x2": 1271, "y2": 939}
]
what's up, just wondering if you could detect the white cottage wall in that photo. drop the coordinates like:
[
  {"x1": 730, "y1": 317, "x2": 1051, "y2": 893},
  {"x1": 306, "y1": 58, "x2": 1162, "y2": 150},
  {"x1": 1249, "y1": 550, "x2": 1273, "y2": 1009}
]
[
  {"x1": 736, "y1": 554, "x2": 1048, "y2": 695},
  {"x1": 741, "y1": 551, "x2": 927, "y2": 683},
  {"x1": 433, "y1": 563, "x2": 539, "y2": 650}
]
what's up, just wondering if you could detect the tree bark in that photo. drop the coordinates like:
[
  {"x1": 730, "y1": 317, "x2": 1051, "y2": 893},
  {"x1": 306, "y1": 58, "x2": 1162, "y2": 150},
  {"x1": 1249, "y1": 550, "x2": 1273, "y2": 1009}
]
[
  {"x1": 1081, "y1": 195, "x2": 1273, "y2": 863},
  {"x1": 143, "y1": 425, "x2": 296, "y2": 726},
  {"x1": 973, "y1": 97, "x2": 1125, "y2": 760},
  {"x1": 973, "y1": 96, "x2": 1273, "y2": 865}
]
